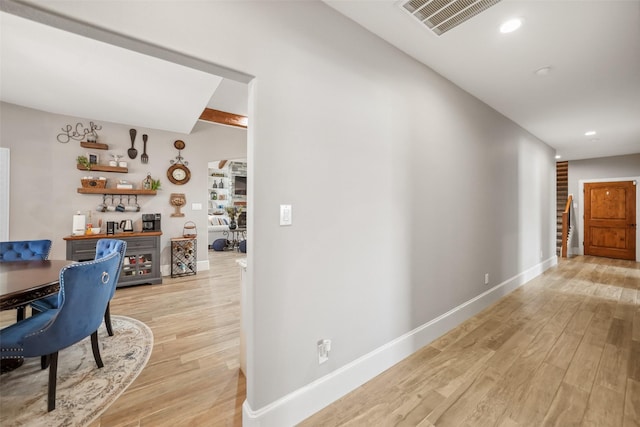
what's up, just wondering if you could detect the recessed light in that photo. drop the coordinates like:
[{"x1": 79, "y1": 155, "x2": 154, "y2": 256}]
[
  {"x1": 555, "y1": 155, "x2": 562, "y2": 159},
  {"x1": 584, "y1": 130, "x2": 597, "y2": 136},
  {"x1": 535, "y1": 66, "x2": 552, "y2": 76},
  {"x1": 500, "y1": 18, "x2": 522, "y2": 33}
]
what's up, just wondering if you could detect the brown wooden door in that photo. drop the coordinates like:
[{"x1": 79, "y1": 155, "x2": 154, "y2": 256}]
[{"x1": 584, "y1": 181, "x2": 636, "y2": 260}]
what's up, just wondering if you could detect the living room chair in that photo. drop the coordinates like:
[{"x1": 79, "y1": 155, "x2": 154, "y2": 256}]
[
  {"x1": 30, "y1": 239, "x2": 127, "y2": 336},
  {"x1": 0, "y1": 250, "x2": 122, "y2": 411},
  {"x1": 0, "y1": 239, "x2": 53, "y2": 321}
]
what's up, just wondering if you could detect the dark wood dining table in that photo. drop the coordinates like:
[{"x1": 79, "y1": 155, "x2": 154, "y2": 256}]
[{"x1": 0, "y1": 260, "x2": 74, "y2": 311}]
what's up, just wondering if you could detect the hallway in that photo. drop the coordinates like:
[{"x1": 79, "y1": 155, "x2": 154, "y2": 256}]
[{"x1": 301, "y1": 256, "x2": 639, "y2": 426}]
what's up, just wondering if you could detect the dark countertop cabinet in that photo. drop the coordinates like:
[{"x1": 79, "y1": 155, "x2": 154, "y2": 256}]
[{"x1": 64, "y1": 232, "x2": 162, "y2": 287}]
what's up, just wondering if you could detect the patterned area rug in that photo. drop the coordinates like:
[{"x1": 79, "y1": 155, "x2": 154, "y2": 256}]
[{"x1": 0, "y1": 315, "x2": 153, "y2": 427}]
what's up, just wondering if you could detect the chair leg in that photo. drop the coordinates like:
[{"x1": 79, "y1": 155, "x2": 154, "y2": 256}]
[
  {"x1": 47, "y1": 352, "x2": 58, "y2": 412},
  {"x1": 16, "y1": 306, "x2": 25, "y2": 321},
  {"x1": 104, "y1": 303, "x2": 114, "y2": 337},
  {"x1": 90, "y1": 331, "x2": 104, "y2": 368},
  {"x1": 41, "y1": 354, "x2": 50, "y2": 370}
]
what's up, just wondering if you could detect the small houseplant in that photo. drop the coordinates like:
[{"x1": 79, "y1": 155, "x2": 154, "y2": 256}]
[
  {"x1": 77, "y1": 155, "x2": 92, "y2": 171},
  {"x1": 226, "y1": 206, "x2": 243, "y2": 229}
]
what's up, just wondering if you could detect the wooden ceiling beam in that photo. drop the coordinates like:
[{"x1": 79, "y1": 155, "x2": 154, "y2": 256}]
[{"x1": 199, "y1": 108, "x2": 248, "y2": 129}]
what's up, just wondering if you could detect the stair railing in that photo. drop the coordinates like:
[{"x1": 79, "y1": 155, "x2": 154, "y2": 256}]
[{"x1": 561, "y1": 195, "x2": 573, "y2": 258}]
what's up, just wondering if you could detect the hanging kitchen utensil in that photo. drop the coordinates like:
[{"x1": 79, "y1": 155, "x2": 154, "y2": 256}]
[
  {"x1": 97, "y1": 194, "x2": 107, "y2": 212},
  {"x1": 128, "y1": 128, "x2": 138, "y2": 159},
  {"x1": 141, "y1": 134, "x2": 149, "y2": 163}
]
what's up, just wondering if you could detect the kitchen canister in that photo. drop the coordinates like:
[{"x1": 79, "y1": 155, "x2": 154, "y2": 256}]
[{"x1": 72, "y1": 211, "x2": 86, "y2": 236}]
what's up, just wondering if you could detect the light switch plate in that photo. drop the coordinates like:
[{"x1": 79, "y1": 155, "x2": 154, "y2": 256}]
[
  {"x1": 192, "y1": 203, "x2": 202, "y2": 210},
  {"x1": 280, "y1": 204, "x2": 292, "y2": 226}
]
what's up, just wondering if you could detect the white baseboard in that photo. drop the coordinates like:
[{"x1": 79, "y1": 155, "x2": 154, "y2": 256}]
[
  {"x1": 197, "y1": 259, "x2": 210, "y2": 271},
  {"x1": 160, "y1": 260, "x2": 210, "y2": 277},
  {"x1": 242, "y1": 256, "x2": 557, "y2": 427}
]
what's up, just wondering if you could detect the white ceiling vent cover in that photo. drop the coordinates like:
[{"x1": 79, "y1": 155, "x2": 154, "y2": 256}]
[{"x1": 401, "y1": 0, "x2": 502, "y2": 36}]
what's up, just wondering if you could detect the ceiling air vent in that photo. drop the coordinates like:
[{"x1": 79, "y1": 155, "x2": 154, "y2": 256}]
[{"x1": 401, "y1": 0, "x2": 502, "y2": 36}]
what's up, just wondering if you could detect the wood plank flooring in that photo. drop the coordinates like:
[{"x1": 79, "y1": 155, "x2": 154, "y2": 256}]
[
  {"x1": 2, "y1": 254, "x2": 638, "y2": 426},
  {"x1": 1, "y1": 250, "x2": 247, "y2": 426},
  {"x1": 94, "y1": 250, "x2": 247, "y2": 427},
  {"x1": 300, "y1": 256, "x2": 640, "y2": 427}
]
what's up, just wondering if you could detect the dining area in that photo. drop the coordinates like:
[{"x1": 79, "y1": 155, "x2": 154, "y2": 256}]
[
  {"x1": 2, "y1": 239, "x2": 245, "y2": 426},
  {"x1": 0, "y1": 238, "x2": 127, "y2": 414}
]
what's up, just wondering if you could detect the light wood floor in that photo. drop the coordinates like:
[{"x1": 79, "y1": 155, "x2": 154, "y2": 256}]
[
  {"x1": 2, "y1": 250, "x2": 247, "y2": 426},
  {"x1": 300, "y1": 256, "x2": 640, "y2": 427},
  {"x1": 2, "y1": 255, "x2": 638, "y2": 426},
  {"x1": 93, "y1": 250, "x2": 247, "y2": 426}
]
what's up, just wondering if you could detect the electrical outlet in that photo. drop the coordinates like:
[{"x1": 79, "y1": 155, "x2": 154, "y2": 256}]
[
  {"x1": 484, "y1": 273, "x2": 489, "y2": 285},
  {"x1": 317, "y1": 339, "x2": 331, "y2": 364}
]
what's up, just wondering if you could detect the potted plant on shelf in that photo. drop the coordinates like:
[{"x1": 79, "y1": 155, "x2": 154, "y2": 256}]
[
  {"x1": 77, "y1": 155, "x2": 92, "y2": 171},
  {"x1": 142, "y1": 174, "x2": 161, "y2": 191}
]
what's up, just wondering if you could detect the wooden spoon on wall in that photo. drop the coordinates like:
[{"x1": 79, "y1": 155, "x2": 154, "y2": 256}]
[{"x1": 128, "y1": 129, "x2": 138, "y2": 159}]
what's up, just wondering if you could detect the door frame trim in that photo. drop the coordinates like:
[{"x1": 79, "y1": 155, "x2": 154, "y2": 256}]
[{"x1": 577, "y1": 176, "x2": 640, "y2": 261}]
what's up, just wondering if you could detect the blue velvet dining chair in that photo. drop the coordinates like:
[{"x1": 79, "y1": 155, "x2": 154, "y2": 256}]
[
  {"x1": 30, "y1": 239, "x2": 127, "y2": 336},
  {"x1": 0, "y1": 239, "x2": 52, "y2": 321},
  {"x1": 0, "y1": 240, "x2": 52, "y2": 262},
  {"x1": 0, "y1": 250, "x2": 122, "y2": 411}
]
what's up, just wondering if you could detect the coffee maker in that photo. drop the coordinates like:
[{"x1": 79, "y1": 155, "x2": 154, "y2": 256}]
[
  {"x1": 142, "y1": 213, "x2": 161, "y2": 232},
  {"x1": 106, "y1": 221, "x2": 116, "y2": 235}
]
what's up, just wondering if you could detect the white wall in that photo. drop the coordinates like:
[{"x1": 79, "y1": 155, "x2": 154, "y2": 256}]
[
  {"x1": 13, "y1": 2, "x2": 556, "y2": 425},
  {"x1": 0, "y1": 102, "x2": 247, "y2": 268},
  {"x1": 568, "y1": 154, "x2": 640, "y2": 199},
  {"x1": 0, "y1": 148, "x2": 9, "y2": 241}
]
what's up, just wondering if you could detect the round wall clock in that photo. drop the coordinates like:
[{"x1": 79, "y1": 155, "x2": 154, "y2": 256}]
[
  {"x1": 167, "y1": 163, "x2": 191, "y2": 185},
  {"x1": 168, "y1": 139, "x2": 191, "y2": 185}
]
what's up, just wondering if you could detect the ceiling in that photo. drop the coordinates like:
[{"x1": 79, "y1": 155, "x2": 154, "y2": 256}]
[
  {"x1": 326, "y1": 0, "x2": 640, "y2": 161},
  {"x1": 205, "y1": 79, "x2": 249, "y2": 118},
  {"x1": 2, "y1": 1, "x2": 638, "y2": 160},
  {"x1": 0, "y1": 8, "x2": 249, "y2": 134},
  {"x1": 0, "y1": 11, "x2": 228, "y2": 134}
]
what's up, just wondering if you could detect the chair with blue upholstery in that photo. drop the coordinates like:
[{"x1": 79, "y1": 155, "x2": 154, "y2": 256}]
[
  {"x1": 31, "y1": 239, "x2": 126, "y2": 336},
  {"x1": 0, "y1": 239, "x2": 52, "y2": 320},
  {"x1": 0, "y1": 250, "x2": 122, "y2": 411},
  {"x1": 0, "y1": 240, "x2": 52, "y2": 262}
]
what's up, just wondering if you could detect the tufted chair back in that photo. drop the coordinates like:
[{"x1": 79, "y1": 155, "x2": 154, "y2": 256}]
[
  {"x1": 94, "y1": 239, "x2": 127, "y2": 298},
  {"x1": 30, "y1": 239, "x2": 126, "y2": 337},
  {"x1": 26, "y1": 251, "x2": 122, "y2": 356},
  {"x1": 0, "y1": 240, "x2": 52, "y2": 262}
]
